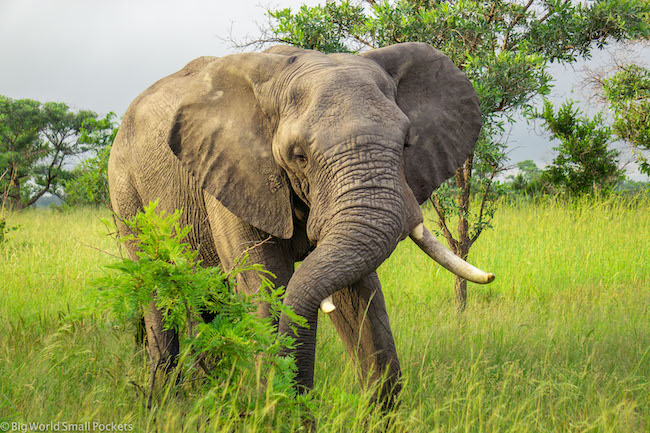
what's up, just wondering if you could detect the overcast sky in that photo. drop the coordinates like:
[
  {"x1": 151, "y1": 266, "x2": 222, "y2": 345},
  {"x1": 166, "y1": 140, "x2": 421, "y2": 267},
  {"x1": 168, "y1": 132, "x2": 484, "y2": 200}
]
[{"x1": 1, "y1": 0, "x2": 647, "y2": 179}]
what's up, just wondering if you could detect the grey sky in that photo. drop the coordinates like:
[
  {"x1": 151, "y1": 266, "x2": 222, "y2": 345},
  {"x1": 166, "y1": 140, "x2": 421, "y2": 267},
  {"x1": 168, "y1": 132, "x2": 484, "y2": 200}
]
[
  {"x1": 1, "y1": 0, "x2": 647, "y2": 180},
  {"x1": 0, "y1": 0, "x2": 315, "y2": 114}
]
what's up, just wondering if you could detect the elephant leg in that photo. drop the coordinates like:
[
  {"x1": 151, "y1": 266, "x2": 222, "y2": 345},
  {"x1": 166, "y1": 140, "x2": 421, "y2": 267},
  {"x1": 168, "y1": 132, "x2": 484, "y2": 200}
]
[
  {"x1": 202, "y1": 193, "x2": 295, "y2": 320},
  {"x1": 110, "y1": 176, "x2": 184, "y2": 370},
  {"x1": 327, "y1": 272, "x2": 402, "y2": 408},
  {"x1": 143, "y1": 301, "x2": 180, "y2": 372},
  {"x1": 109, "y1": 184, "x2": 150, "y2": 350},
  {"x1": 113, "y1": 217, "x2": 180, "y2": 371}
]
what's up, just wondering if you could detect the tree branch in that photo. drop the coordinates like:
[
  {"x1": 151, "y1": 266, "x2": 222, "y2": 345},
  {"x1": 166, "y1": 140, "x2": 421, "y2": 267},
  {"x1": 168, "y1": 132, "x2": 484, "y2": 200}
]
[
  {"x1": 22, "y1": 144, "x2": 64, "y2": 208},
  {"x1": 501, "y1": 0, "x2": 535, "y2": 52},
  {"x1": 22, "y1": 185, "x2": 50, "y2": 208},
  {"x1": 486, "y1": 0, "x2": 499, "y2": 25},
  {"x1": 352, "y1": 34, "x2": 376, "y2": 50},
  {"x1": 429, "y1": 195, "x2": 459, "y2": 252},
  {"x1": 470, "y1": 165, "x2": 498, "y2": 245},
  {"x1": 455, "y1": 157, "x2": 473, "y2": 257}
]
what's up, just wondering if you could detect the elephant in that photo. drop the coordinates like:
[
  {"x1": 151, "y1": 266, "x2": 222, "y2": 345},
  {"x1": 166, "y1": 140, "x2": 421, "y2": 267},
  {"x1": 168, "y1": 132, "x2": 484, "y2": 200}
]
[{"x1": 108, "y1": 42, "x2": 494, "y2": 404}]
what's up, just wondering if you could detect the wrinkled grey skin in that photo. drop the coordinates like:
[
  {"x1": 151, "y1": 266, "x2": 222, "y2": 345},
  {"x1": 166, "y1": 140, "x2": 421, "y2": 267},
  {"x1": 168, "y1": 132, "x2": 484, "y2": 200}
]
[{"x1": 108, "y1": 42, "x2": 482, "y2": 403}]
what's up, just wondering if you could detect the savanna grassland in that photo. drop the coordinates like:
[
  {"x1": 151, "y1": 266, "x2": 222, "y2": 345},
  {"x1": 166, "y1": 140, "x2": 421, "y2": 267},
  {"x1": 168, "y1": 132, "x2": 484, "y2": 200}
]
[{"x1": 1, "y1": 197, "x2": 648, "y2": 432}]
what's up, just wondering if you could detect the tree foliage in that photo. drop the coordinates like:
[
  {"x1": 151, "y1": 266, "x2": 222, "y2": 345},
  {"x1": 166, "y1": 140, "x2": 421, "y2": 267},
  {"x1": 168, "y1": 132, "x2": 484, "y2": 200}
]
[
  {"x1": 258, "y1": 0, "x2": 650, "y2": 309},
  {"x1": 64, "y1": 146, "x2": 113, "y2": 207},
  {"x1": 64, "y1": 113, "x2": 118, "y2": 207},
  {"x1": 508, "y1": 159, "x2": 543, "y2": 195},
  {"x1": 602, "y1": 64, "x2": 650, "y2": 175},
  {"x1": 0, "y1": 95, "x2": 115, "y2": 209},
  {"x1": 538, "y1": 100, "x2": 624, "y2": 195}
]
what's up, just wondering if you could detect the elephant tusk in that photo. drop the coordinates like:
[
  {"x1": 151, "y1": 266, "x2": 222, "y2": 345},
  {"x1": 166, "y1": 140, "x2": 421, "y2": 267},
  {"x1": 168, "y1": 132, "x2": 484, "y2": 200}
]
[
  {"x1": 320, "y1": 295, "x2": 336, "y2": 313},
  {"x1": 410, "y1": 223, "x2": 495, "y2": 284}
]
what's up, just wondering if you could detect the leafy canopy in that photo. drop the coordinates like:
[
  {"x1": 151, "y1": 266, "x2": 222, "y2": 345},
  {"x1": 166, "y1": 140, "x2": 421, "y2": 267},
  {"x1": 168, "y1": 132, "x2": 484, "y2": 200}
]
[
  {"x1": 602, "y1": 64, "x2": 650, "y2": 175},
  {"x1": 64, "y1": 113, "x2": 119, "y2": 207}
]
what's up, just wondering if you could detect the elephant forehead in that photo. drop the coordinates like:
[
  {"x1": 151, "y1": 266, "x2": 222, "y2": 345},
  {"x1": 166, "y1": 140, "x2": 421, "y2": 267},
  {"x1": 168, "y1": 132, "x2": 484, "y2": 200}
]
[
  {"x1": 273, "y1": 58, "x2": 397, "y2": 113},
  {"x1": 276, "y1": 81, "x2": 408, "y2": 148},
  {"x1": 328, "y1": 54, "x2": 398, "y2": 94}
]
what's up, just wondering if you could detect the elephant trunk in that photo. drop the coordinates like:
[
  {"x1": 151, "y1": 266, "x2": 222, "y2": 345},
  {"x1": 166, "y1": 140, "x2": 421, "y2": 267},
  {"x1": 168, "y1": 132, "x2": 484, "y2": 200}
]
[{"x1": 280, "y1": 187, "x2": 406, "y2": 390}]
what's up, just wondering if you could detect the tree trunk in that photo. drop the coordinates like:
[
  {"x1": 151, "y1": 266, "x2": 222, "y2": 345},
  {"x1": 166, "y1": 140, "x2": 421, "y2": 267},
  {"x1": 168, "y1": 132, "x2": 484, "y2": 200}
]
[
  {"x1": 453, "y1": 240, "x2": 471, "y2": 312},
  {"x1": 453, "y1": 155, "x2": 473, "y2": 312},
  {"x1": 454, "y1": 275, "x2": 467, "y2": 313},
  {"x1": 9, "y1": 167, "x2": 22, "y2": 210}
]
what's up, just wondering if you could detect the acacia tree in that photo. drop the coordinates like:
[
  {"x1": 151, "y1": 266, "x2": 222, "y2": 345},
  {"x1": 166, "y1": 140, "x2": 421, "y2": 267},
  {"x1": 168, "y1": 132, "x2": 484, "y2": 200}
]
[
  {"x1": 0, "y1": 97, "x2": 43, "y2": 209},
  {"x1": 0, "y1": 96, "x2": 114, "y2": 209},
  {"x1": 252, "y1": 0, "x2": 650, "y2": 310}
]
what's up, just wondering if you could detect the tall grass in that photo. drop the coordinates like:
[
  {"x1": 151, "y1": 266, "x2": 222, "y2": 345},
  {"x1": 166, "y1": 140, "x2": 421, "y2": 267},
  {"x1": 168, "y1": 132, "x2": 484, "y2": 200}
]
[{"x1": 1, "y1": 197, "x2": 648, "y2": 432}]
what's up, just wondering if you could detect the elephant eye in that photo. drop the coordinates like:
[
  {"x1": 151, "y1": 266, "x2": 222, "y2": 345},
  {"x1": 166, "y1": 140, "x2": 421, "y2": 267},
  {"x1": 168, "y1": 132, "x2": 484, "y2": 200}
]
[
  {"x1": 290, "y1": 146, "x2": 308, "y2": 165},
  {"x1": 403, "y1": 129, "x2": 411, "y2": 148}
]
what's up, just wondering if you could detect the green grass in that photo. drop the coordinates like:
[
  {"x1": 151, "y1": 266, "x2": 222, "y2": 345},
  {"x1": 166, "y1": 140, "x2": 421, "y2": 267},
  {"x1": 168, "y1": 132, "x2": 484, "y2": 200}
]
[{"x1": 1, "y1": 197, "x2": 648, "y2": 432}]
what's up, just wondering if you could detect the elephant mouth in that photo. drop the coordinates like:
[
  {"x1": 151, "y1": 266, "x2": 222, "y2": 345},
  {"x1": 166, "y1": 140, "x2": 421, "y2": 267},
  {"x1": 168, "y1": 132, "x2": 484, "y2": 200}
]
[{"x1": 319, "y1": 222, "x2": 494, "y2": 313}]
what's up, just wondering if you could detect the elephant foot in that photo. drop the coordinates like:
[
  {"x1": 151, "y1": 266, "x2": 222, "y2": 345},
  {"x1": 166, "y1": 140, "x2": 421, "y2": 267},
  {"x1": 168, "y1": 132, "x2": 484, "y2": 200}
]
[{"x1": 373, "y1": 368, "x2": 402, "y2": 412}]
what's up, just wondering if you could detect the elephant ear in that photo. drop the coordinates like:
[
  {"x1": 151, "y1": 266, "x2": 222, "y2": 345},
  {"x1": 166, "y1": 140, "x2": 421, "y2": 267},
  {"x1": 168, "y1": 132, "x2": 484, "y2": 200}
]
[
  {"x1": 361, "y1": 42, "x2": 482, "y2": 204},
  {"x1": 169, "y1": 53, "x2": 293, "y2": 239}
]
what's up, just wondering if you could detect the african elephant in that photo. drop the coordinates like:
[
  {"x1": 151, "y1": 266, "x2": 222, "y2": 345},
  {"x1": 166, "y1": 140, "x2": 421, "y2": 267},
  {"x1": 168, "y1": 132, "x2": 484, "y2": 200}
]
[{"x1": 108, "y1": 42, "x2": 494, "y2": 403}]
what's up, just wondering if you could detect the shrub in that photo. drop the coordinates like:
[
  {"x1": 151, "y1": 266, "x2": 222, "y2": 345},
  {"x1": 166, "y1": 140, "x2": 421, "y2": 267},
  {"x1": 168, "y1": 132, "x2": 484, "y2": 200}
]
[
  {"x1": 64, "y1": 145, "x2": 111, "y2": 207},
  {"x1": 93, "y1": 201, "x2": 306, "y2": 422}
]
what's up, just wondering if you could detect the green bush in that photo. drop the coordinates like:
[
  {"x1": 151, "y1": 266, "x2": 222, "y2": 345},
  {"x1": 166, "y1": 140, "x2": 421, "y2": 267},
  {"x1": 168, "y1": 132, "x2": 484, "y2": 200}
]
[
  {"x1": 537, "y1": 100, "x2": 625, "y2": 195},
  {"x1": 64, "y1": 146, "x2": 111, "y2": 207},
  {"x1": 93, "y1": 201, "x2": 307, "y2": 421}
]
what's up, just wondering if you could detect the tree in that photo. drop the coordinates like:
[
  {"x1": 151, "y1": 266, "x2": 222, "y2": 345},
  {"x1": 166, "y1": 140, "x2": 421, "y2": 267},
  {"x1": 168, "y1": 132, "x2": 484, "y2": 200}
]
[
  {"x1": 0, "y1": 167, "x2": 21, "y2": 245},
  {"x1": 0, "y1": 97, "x2": 43, "y2": 210},
  {"x1": 580, "y1": 41, "x2": 650, "y2": 176},
  {"x1": 64, "y1": 146, "x2": 112, "y2": 207},
  {"x1": 253, "y1": 0, "x2": 650, "y2": 310},
  {"x1": 538, "y1": 100, "x2": 624, "y2": 195},
  {"x1": 0, "y1": 96, "x2": 115, "y2": 209},
  {"x1": 508, "y1": 159, "x2": 543, "y2": 195}
]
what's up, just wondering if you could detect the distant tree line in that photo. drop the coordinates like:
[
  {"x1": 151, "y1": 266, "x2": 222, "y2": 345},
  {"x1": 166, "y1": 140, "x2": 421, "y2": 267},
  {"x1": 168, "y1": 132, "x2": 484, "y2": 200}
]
[
  {"x1": 2, "y1": 55, "x2": 649, "y2": 213},
  {"x1": 506, "y1": 59, "x2": 650, "y2": 198}
]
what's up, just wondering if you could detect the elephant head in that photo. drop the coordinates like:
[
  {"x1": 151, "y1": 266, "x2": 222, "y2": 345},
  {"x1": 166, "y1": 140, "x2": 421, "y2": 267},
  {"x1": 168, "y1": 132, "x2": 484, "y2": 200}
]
[{"x1": 168, "y1": 42, "x2": 493, "y2": 390}]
